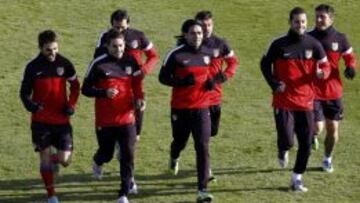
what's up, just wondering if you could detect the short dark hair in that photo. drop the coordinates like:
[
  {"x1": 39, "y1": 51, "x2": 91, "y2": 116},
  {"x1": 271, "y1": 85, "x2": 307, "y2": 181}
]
[
  {"x1": 181, "y1": 19, "x2": 202, "y2": 34},
  {"x1": 195, "y1": 10, "x2": 213, "y2": 21},
  {"x1": 315, "y1": 4, "x2": 335, "y2": 18},
  {"x1": 289, "y1": 7, "x2": 306, "y2": 21},
  {"x1": 105, "y1": 28, "x2": 125, "y2": 44},
  {"x1": 110, "y1": 9, "x2": 130, "y2": 25},
  {"x1": 38, "y1": 30, "x2": 57, "y2": 48}
]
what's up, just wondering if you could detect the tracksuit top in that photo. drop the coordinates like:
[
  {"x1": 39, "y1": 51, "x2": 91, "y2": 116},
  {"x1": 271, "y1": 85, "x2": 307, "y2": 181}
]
[
  {"x1": 94, "y1": 28, "x2": 158, "y2": 75},
  {"x1": 261, "y1": 30, "x2": 331, "y2": 111},
  {"x1": 203, "y1": 34, "x2": 239, "y2": 105},
  {"x1": 20, "y1": 54, "x2": 80, "y2": 124},
  {"x1": 309, "y1": 26, "x2": 357, "y2": 100},
  {"x1": 159, "y1": 43, "x2": 215, "y2": 109},
  {"x1": 82, "y1": 54, "x2": 143, "y2": 127}
]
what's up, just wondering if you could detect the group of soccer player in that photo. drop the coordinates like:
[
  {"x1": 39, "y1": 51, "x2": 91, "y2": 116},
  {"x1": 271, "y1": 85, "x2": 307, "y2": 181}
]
[
  {"x1": 19, "y1": 3, "x2": 356, "y2": 203},
  {"x1": 261, "y1": 5, "x2": 356, "y2": 192},
  {"x1": 20, "y1": 8, "x2": 239, "y2": 203}
]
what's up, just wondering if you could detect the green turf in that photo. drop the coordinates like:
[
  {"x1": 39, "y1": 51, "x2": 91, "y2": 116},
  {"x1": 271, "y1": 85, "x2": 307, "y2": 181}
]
[{"x1": 0, "y1": 0, "x2": 359, "y2": 202}]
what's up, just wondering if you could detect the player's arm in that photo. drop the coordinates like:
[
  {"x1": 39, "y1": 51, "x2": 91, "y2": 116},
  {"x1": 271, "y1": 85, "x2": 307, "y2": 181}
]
[
  {"x1": 341, "y1": 35, "x2": 357, "y2": 79},
  {"x1": 260, "y1": 42, "x2": 285, "y2": 93},
  {"x1": 217, "y1": 41, "x2": 239, "y2": 82},
  {"x1": 314, "y1": 41, "x2": 331, "y2": 80},
  {"x1": 159, "y1": 51, "x2": 195, "y2": 87},
  {"x1": 141, "y1": 42, "x2": 159, "y2": 75},
  {"x1": 132, "y1": 62, "x2": 145, "y2": 111},
  {"x1": 64, "y1": 62, "x2": 80, "y2": 115},
  {"x1": 19, "y1": 65, "x2": 43, "y2": 112},
  {"x1": 81, "y1": 62, "x2": 107, "y2": 98}
]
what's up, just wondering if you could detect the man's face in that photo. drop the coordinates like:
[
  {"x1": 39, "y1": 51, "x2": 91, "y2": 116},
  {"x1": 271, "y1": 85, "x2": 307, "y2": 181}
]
[
  {"x1": 107, "y1": 37, "x2": 125, "y2": 59},
  {"x1": 40, "y1": 42, "x2": 58, "y2": 62},
  {"x1": 185, "y1": 25, "x2": 203, "y2": 49},
  {"x1": 199, "y1": 18, "x2": 214, "y2": 38},
  {"x1": 112, "y1": 19, "x2": 129, "y2": 32},
  {"x1": 290, "y1": 13, "x2": 307, "y2": 35},
  {"x1": 315, "y1": 11, "x2": 333, "y2": 31}
]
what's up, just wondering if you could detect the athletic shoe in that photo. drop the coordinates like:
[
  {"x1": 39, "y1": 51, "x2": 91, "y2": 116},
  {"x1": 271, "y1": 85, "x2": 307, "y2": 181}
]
[
  {"x1": 278, "y1": 150, "x2": 289, "y2": 168},
  {"x1": 168, "y1": 158, "x2": 179, "y2": 175},
  {"x1": 290, "y1": 179, "x2": 308, "y2": 192},
  {"x1": 117, "y1": 195, "x2": 129, "y2": 203},
  {"x1": 312, "y1": 136, "x2": 319, "y2": 150},
  {"x1": 322, "y1": 160, "x2": 334, "y2": 173},
  {"x1": 208, "y1": 169, "x2": 217, "y2": 184},
  {"x1": 197, "y1": 190, "x2": 214, "y2": 203},
  {"x1": 129, "y1": 179, "x2": 138, "y2": 195},
  {"x1": 92, "y1": 162, "x2": 103, "y2": 180},
  {"x1": 48, "y1": 196, "x2": 59, "y2": 203}
]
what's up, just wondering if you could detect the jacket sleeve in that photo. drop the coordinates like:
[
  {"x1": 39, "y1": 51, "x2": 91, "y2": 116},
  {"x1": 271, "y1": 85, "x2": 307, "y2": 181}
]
[
  {"x1": 141, "y1": 45, "x2": 159, "y2": 74},
  {"x1": 159, "y1": 51, "x2": 177, "y2": 87},
  {"x1": 19, "y1": 65, "x2": 39, "y2": 112},
  {"x1": 81, "y1": 62, "x2": 107, "y2": 98},
  {"x1": 223, "y1": 51, "x2": 239, "y2": 79},
  {"x1": 260, "y1": 42, "x2": 279, "y2": 91}
]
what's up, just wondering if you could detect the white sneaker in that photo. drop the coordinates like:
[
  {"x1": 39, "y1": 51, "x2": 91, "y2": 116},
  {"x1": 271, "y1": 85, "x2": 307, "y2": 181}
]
[
  {"x1": 129, "y1": 179, "x2": 138, "y2": 195},
  {"x1": 92, "y1": 162, "x2": 103, "y2": 180},
  {"x1": 117, "y1": 195, "x2": 129, "y2": 203},
  {"x1": 278, "y1": 151, "x2": 289, "y2": 168},
  {"x1": 168, "y1": 158, "x2": 179, "y2": 175},
  {"x1": 290, "y1": 179, "x2": 308, "y2": 192},
  {"x1": 322, "y1": 160, "x2": 334, "y2": 173}
]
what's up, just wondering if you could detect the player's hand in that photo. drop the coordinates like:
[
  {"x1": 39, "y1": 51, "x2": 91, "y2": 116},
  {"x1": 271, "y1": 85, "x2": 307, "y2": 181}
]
[
  {"x1": 205, "y1": 79, "x2": 216, "y2": 90},
  {"x1": 344, "y1": 67, "x2": 356, "y2": 80},
  {"x1": 63, "y1": 106, "x2": 75, "y2": 116},
  {"x1": 214, "y1": 72, "x2": 227, "y2": 83},
  {"x1": 106, "y1": 88, "x2": 119, "y2": 98},
  {"x1": 273, "y1": 81, "x2": 286, "y2": 93},
  {"x1": 30, "y1": 102, "x2": 44, "y2": 113},
  {"x1": 136, "y1": 99, "x2": 146, "y2": 111}
]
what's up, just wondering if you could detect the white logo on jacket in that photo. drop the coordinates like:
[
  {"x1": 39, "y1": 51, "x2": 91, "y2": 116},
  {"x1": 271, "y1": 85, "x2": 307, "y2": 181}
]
[
  {"x1": 203, "y1": 56, "x2": 210, "y2": 65},
  {"x1": 130, "y1": 40, "x2": 139, "y2": 49},
  {"x1": 305, "y1": 49, "x2": 313, "y2": 59},
  {"x1": 331, "y1": 42, "x2": 339, "y2": 51},
  {"x1": 125, "y1": 66, "x2": 132, "y2": 75},
  {"x1": 213, "y1": 49, "x2": 220, "y2": 58},
  {"x1": 56, "y1": 67, "x2": 64, "y2": 76}
]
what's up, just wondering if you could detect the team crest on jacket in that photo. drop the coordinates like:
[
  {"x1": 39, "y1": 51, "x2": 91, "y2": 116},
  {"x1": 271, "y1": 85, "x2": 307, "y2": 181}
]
[
  {"x1": 305, "y1": 49, "x2": 313, "y2": 59},
  {"x1": 203, "y1": 56, "x2": 210, "y2": 65},
  {"x1": 331, "y1": 42, "x2": 339, "y2": 51},
  {"x1": 56, "y1": 67, "x2": 64, "y2": 76},
  {"x1": 213, "y1": 49, "x2": 220, "y2": 58},
  {"x1": 130, "y1": 40, "x2": 139, "y2": 49},
  {"x1": 125, "y1": 66, "x2": 132, "y2": 75}
]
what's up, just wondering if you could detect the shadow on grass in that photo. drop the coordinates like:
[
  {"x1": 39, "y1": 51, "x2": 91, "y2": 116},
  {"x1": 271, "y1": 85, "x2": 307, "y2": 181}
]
[{"x1": 0, "y1": 166, "x2": 297, "y2": 202}]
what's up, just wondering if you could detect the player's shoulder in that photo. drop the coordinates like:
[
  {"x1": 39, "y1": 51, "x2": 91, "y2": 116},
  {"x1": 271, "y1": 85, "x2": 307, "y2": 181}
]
[
  {"x1": 127, "y1": 28, "x2": 145, "y2": 37},
  {"x1": 91, "y1": 54, "x2": 109, "y2": 67},
  {"x1": 267, "y1": 33, "x2": 288, "y2": 48}
]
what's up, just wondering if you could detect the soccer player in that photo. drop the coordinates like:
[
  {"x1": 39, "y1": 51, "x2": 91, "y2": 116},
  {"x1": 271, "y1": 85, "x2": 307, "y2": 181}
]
[
  {"x1": 195, "y1": 10, "x2": 239, "y2": 137},
  {"x1": 194, "y1": 10, "x2": 239, "y2": 183},
  {"x1": 260, "y1": 7, "x2": 330, "y2": 192},
  {"x1": 94, "y1": 9, "x2": 159, "y2": 139},
  {"x1": 309, "y1": 4, "x2": 357, "y2": 173},
  {"x1": 159, "y1": 19, "x2": 215, "y2": 203},
  {"x1": 82, "y1": 29, "x2": 143, "y2": 203},
  {"x1": 20, "y1": 30, "x2": 80, "y2": 203}
]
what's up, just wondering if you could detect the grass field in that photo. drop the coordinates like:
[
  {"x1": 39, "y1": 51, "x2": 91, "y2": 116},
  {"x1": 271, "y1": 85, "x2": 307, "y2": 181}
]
[{"x1": 0, "y1": 0, "x2": 360, "y2": 202}]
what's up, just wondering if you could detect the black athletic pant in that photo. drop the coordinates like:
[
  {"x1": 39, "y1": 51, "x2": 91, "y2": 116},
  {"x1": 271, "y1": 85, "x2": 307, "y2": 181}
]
[
  {"x1": 170, "y1": 108, "x2": 211, "y2": 191},
  {"x1": 93, "y1": 124, "x2": 137, "y2": 196},
  {"x1": 274, "y1": 108, "x2": 313, "y2": 174}
]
